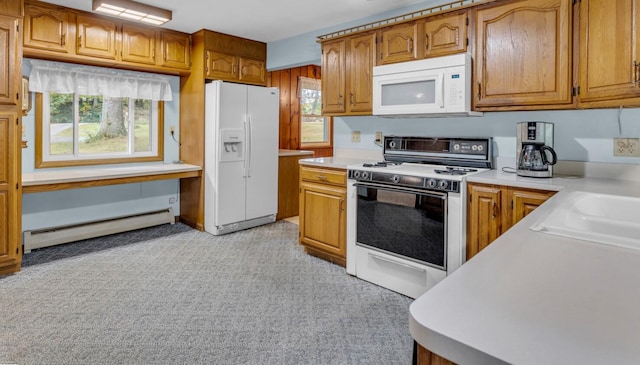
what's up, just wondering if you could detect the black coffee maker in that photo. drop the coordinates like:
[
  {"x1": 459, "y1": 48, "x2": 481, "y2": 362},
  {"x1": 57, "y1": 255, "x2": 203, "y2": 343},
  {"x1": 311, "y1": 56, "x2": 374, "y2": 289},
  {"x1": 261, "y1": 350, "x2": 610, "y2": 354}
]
[{"x1": 516, "y1": 122, "x2": 557, "y2": 178}]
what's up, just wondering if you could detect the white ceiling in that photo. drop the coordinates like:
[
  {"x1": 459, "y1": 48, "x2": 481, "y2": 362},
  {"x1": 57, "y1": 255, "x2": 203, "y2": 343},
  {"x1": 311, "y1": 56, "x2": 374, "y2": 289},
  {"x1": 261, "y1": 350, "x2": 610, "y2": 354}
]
[{"x1": 42, "y1": 0, "x2": 429, "y2": 42}]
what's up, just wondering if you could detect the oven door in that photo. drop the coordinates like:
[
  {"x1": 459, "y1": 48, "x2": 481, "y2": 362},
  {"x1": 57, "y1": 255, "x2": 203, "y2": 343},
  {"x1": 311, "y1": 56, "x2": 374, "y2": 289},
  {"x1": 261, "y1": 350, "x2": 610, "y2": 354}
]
[{"x1": 354, "y1": 182, "x2": 447, "y2": 270}]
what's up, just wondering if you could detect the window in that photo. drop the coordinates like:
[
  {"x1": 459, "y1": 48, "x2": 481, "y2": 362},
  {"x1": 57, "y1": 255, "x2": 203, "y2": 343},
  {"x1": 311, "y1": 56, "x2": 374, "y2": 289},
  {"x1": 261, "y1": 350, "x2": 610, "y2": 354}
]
[
  {"x1": 29, "y1": 60, "x2": 172, "y2": 167},
  {"x1": 298, "y1": 76, "x2": 331, "y2": 146}
]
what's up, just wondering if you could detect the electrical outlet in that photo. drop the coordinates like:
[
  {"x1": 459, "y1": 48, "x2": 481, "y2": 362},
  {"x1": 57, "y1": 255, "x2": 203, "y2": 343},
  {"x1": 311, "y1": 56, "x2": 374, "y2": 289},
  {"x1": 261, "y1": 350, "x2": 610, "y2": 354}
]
[
  {"x1": 351, "y1": 131, "x2": 361, "y2": 143},
  {"x1": 169, "y1": 125, "x2": 175, "y2": 134},
  {"x1": 375, "y1": 132, "x2": 383, "y2": 143},
  {"x1": 614, "y1": 138, "x2": 640, "y2": 157}
]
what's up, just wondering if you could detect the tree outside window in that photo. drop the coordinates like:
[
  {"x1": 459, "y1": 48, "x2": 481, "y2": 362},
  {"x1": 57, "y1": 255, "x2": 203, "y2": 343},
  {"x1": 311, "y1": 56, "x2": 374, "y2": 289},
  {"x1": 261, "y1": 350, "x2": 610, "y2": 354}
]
[{"x1": 40, "y1": 92, "x2": 161, "y2": 167}]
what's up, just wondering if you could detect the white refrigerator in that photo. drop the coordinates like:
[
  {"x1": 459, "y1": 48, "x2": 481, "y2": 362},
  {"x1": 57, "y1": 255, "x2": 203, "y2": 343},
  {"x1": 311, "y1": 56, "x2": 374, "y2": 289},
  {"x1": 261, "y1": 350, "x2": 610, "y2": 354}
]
[{"x1": 204, "y1": 80, "x2": 280, "y2": 235}]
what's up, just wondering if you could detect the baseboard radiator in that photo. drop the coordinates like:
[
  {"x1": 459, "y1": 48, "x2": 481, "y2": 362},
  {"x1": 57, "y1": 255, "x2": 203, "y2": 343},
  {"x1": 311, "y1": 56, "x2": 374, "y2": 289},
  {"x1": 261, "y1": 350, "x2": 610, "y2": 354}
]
[{"x1": 23, "y1": 208, "x2": 175, "y2": 253}]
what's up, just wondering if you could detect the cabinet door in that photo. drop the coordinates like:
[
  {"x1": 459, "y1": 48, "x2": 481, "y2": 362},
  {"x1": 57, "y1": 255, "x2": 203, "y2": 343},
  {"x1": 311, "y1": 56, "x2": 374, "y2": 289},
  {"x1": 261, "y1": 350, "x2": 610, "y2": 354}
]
[
  {"x1": 467, "y1": 183, "x2": 502, "y2": 260},
  {"x1": 299, "y1": 182, "x2": 346, "y2": 260},
  {"x1": 321, "y1": 39, "x2": 346, "y2": 114},
  {"x1": 0, "y1": 0, "x2": 23, "y2": 17},
  {"x1": 238, "y1": 57, "x2": 266, "y2": 85},
  {"x1": 579, "y1": 0, "x2": 640, "y2": 102},
  {"x1": 509, "y1": 188, "x2": 555, "y2": 228},
  {"x1": 206, "y1": 50, "x2": 237, "y2": 80},
  {"x1": 76, "y1": 15, "x2": 117, "y2": 60},
  {"x1": 380, "y1": 22, "x2": 419, "y2": 64},
  {"x1": 423, "y1": 12, "x2": 467, "y2": 58},
  {"x1": 347, "y1": 33, "x2": 375, "y2": 113},
  {"x1": 23, "y1": 3, "x2": 74, "y2": 54},
  {"x1": 475, "y1": 0, "x2": 572, "y2": 107},
  {"x1": 121, "y1": 24, "x2": 157, "y2": 65},
  {"x1": 159, "y1": 31, "x2": 190, "y2": 69},
  {"x1": 0, "y1": 111, "x2": 21, "y2": 275},
  {"x1": 0, "y1": 15, "x2": 18, "y2": 106}
]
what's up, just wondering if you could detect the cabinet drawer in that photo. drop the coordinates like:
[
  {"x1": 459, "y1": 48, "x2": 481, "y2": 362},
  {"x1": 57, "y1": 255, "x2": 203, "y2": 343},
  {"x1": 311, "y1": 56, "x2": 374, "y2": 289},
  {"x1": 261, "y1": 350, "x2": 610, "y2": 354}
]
[{"x1": 300, "y1": 166, "x2": 346, "y2": 185}]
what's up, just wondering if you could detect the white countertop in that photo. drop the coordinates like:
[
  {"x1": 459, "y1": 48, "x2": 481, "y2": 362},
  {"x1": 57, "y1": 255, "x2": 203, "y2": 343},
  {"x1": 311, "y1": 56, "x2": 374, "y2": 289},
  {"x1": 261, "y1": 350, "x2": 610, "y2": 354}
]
[
  {"x1": 22, "y1": 163, "x2": 202, "y2": 186},
  {"x1": 410, "y1": 165, "x2": 640, "y2": 365},
  {"x1": 278, "y1": 149, "x2": 314, "y2": 157},
  {"x1": 298, "y1": 156, "x2": 371, "y2": 169}
]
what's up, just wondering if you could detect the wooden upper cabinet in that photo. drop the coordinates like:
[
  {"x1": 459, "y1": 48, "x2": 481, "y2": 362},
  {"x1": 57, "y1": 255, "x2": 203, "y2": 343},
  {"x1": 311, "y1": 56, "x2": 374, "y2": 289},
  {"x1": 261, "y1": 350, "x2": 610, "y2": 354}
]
[
  {"x1": 202, "y1": 30, "x2": 266, "y2": 85},
  {"x1": 422, "y1": 11, "x2": 467, "y2": 58},
  {"x1": 76, "y1": 15, "x2": 117, "y2": 60},
  {"x1": 321, "y1": 39, "x2": 346, "y2": 114},
  {"x1": 578, "y1": 0, "x2": 640, "y2": 104},
  {"x1": 206, "y1": 50, "x2": 236, "y2": 79},
  {"x1": 206, "y1": 51, "x2": 265, "y2": 84},
  {"x1": 346, "y1": 33, "x2": 375, "y2": 113},
  {"x1": 321, "y1": 33, "x2": 374, "y2": 116},
  {"x1": 380, "y1": 22, "x2": 419, "y2": 64},
  {"x1": 159, "y1": 31, "x2": 190, "y2": 70},
  {"x1": 0, "y1": 0, "x2": 23, "y2": 17},
  {"x1": 475, "y1": 0, "x2": 572, "y2": 108},
  {"x1": 23, "y1": 2, "x2": 74, "y2": 54},
  {"x1": 121, "y1": 24, "x2": 157, "y2": 65},
  {"x1": 0, "y1": 15, "x2": 18, "y2": 106},
  {"x1": 23, "y1": 1, "x2": 191, "y2": 73},
  {"x1": 238, "y1": 57, "x2": 266, "y2": 84}
]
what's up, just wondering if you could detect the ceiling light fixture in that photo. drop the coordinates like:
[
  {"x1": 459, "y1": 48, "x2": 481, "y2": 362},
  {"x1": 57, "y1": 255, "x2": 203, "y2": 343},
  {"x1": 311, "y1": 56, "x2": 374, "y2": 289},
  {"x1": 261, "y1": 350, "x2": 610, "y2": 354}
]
[{"x1": 92, "y1": 0, "x2": 172, "y2": 26}]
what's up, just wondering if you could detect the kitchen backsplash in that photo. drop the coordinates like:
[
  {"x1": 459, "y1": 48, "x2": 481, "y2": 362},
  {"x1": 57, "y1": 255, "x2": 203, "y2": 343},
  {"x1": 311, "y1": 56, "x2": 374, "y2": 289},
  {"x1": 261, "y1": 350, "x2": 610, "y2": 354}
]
[{"x1": 334, "y1": 107, "x2": 640, "y2": 165}]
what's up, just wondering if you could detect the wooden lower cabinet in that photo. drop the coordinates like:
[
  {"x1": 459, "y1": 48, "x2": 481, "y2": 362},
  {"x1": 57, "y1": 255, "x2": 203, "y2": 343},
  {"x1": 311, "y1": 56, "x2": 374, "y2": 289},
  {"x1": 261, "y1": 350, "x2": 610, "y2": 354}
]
[
  {"x1": 467, "y1": 182, "x2": 556, "y2": 259},
  {"x1": 416, "y1": 344, "x2": 456, "y2": 365},
  {"x1": 0, "y1": 111, "x2": 21, "y2": 275},
  {"x1": 298, "y1": 164, "x2": 346, "y2": 266},
  {"x1": 276, "y1": 152, "x2": 313, "y2": 220}
]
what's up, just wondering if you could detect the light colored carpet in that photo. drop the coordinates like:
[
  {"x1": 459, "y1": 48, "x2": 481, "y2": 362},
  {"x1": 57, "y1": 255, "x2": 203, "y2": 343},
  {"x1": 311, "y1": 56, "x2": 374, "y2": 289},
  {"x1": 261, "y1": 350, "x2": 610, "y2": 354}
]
[{"x1": 0, "y1": 221, "x2": 413, "y2": 365}]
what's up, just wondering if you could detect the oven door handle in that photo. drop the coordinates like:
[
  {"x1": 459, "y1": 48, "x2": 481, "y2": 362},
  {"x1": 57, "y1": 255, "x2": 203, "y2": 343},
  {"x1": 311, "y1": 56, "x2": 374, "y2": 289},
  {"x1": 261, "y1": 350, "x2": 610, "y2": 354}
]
[
  {"x1": 369, "y1": 253, "x2": 427, "y2": 273},
  {"x1": 353, "y1": 182, "x2": 447, "y2": 200}
]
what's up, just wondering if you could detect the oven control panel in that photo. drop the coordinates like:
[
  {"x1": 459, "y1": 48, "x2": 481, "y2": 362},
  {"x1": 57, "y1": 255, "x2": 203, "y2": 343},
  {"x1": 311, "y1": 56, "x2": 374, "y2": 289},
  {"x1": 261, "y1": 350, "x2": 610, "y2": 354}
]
[{"x1": 348, "y1": 170, "x2": 460, "y2": 193}]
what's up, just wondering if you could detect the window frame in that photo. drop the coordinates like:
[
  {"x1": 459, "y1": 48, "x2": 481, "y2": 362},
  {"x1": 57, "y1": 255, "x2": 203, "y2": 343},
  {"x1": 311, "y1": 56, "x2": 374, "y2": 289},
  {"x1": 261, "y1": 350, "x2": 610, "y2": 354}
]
[
  {"x1": 35, "y1": 92, "x2": 164, "y2": 168},
  {"x1": 298, "y1": 78, "x2": 332, "y2": 148}
]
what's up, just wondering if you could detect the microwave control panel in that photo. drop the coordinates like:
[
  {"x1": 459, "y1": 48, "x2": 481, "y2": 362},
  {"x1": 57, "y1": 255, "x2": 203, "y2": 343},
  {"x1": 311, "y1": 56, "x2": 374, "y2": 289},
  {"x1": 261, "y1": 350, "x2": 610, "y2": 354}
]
[{"x1": 446, "y1": 66, "x2": 465, "y2": 111}]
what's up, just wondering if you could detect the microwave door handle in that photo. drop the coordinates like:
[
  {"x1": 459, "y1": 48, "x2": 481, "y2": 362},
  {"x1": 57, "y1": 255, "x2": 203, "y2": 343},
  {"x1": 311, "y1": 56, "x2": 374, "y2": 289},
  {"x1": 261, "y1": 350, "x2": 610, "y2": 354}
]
[{"x1": 440, "y1": 73, "x2": 445, "y2": 109}]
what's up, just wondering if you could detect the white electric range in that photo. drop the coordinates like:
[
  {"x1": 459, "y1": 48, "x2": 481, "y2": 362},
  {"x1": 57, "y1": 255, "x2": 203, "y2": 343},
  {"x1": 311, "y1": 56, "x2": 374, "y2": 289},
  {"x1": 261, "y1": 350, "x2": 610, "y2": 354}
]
[{"x1": 346, "y1": 136, "x2": 493, "y2": 298}]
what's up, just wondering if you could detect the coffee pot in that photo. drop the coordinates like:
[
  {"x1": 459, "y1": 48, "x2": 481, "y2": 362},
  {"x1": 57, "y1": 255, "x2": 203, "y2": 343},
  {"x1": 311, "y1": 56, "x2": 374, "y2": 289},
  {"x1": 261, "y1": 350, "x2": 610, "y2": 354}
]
[
  {"x1": 517, "y1": 142, "x2": 557, "y2": 176},
  {"x1": 516, "y1": 122, "x2": 556, "y2": 178}
]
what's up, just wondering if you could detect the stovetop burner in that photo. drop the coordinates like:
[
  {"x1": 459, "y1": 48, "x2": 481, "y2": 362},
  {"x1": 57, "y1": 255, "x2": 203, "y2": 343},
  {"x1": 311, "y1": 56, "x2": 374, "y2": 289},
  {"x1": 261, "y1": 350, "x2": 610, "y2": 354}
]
[
  {"x1": 362, "y1": 161, "x2": 403, "y2": 168},
  {"x1": 434, "y1": 167, "x2": 479, "y2": 175}
]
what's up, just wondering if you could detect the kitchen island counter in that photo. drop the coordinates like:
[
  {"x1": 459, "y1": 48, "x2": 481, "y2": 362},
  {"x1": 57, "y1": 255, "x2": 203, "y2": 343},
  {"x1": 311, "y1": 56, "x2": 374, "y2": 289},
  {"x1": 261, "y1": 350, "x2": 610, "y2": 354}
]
[{"x1": 410, "y1": 170, "x2": 640, "y2": 364}]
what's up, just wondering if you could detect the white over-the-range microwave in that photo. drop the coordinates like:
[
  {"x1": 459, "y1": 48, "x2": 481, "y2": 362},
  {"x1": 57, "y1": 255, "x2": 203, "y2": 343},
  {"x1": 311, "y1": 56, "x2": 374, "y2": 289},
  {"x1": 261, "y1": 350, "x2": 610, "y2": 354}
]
[{"x1": 372, "y1": 53, "x2": 482, "y2": 117}]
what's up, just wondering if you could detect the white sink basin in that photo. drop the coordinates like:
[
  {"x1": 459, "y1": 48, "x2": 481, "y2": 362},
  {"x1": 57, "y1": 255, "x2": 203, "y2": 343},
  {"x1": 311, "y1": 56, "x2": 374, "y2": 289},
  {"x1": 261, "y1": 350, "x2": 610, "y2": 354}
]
[{"x1": 530, "y1": 191, "x2": 640, "y2": 251}]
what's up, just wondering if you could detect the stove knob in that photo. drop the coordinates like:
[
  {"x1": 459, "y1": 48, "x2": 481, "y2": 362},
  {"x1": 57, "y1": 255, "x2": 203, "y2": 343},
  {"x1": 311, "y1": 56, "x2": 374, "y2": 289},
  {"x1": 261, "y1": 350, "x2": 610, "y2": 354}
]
[
  {"x1": 353, "y1": 171, "x2": 361, "y2": 179},
  {"x1": 391, "y1": 175, "x2": 401, "y2": 183},
  {"x1": 438, "y1": 180, "x2": 449, "y2": 190},
  {"x1": 426, "y1": 179, "x2": 437, "y2": 188},
  {"x1": 361, "y1": 171, "x2": 370, "y2": 180}
]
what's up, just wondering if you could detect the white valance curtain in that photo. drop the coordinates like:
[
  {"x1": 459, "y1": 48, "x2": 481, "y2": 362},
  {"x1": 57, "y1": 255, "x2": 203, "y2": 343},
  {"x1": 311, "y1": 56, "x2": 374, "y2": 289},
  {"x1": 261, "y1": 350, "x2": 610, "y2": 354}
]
[
  {"x1": 297, "y1": 76, "x2": 321, "y2": 97},
  {"x1": 28, "y1": 60, "x2": 173, "y2": 101}
]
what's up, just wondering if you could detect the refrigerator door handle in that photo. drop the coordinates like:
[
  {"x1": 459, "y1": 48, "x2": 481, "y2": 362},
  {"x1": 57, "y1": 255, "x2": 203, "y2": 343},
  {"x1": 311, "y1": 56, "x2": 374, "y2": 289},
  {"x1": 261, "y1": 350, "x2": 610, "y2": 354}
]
[{"x1": 246, "y1": 115, "x2": 252, "y2": 178}]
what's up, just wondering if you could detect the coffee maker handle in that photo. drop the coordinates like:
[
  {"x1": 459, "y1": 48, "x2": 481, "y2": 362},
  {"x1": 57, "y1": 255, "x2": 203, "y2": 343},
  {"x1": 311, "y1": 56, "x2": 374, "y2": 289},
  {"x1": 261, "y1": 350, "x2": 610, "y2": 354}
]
[{"x1": 541, "y1": 145, "x2": 558, "y2": 165}]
